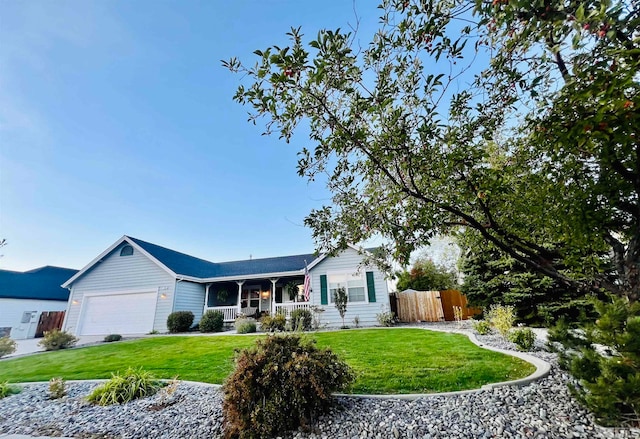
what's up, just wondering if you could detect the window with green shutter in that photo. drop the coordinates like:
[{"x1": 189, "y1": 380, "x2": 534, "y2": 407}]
[
  {"x1": 366, "y1": 271, "x2": 376, "y2": 302},
  {"x1": 320, "y1": 274, "x2": 328, "y2": 305}
]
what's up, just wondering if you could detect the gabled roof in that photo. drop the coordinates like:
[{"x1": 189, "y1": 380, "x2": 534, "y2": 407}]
[
  {"x1": 64, "y1": 235, "x2": 321, "y2": 287},
  {"x1": 0, "y1": 266, "x2": 78, "y2": 301},
  {"x1": 128, "y1": 236, "x2": 220, "y2": 278}
]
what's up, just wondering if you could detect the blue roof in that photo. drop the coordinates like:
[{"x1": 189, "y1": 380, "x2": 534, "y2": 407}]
[
  {"x1": 127, "y1": 236, "x2": 317, "y2": 279},
  {"x1": 0, "y1": 266, "x2": 78, "y2": 301}
]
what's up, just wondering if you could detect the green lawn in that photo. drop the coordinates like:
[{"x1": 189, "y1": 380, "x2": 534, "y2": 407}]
[{"x1": 0, "y1": 329, "x2": 535, "y2": 394}]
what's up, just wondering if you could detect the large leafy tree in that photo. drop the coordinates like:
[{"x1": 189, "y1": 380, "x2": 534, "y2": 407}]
[
  {"x1": 396, "y1": 257, "x2": 457, "y2": 291},
  {"x1": 224, "y1": 0, "x2": 640, "y2": 303}
]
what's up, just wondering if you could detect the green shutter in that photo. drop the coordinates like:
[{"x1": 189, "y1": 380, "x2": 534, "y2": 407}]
[
  {"x1": 366, "y1": 271, "x2": 376, "y2": 303},
  {"x1": 320, "y1": 274, "x2": 328, "y2": 305}
]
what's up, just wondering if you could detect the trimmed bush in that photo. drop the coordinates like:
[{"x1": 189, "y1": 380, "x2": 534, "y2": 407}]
[
  {"x1": 166, "y1": 311, "x2": 194, "y2": 333},
  {"x1": 235, "y1": 318, "x2": 257, "y2": 334},
  {"x1": 48, "y1": 377, "x2": 67, "y2": 399},
  {"x1": 472, "y1": 320, "x2": 492, "y2": 335},
  {"x1": 0, "y1": 336, "x2": 16, "y2": 358},
  {"x1": 87, "y1": 367, "x2": 161, "y2": 406},
  {"x1": 0, "y1": 381, "x2": 19, "y2": 399},
  {"x1": 38, "y1": 329, "x2": 78, "y2": 351},
  {"x1": 223, "y1": 334, "x2": 354, "y2": 438},
  {"x1": 508, "y1": 328, "x2": 536, "y2": 351},
  {"x1": 200, "y1": 310, "x2": 224, "y2": 333},
  {"x1": 103, "y1": 334, "x2": 122, "y2": 343},
  {"x1": 290, "y1": 308, "x2": 313, "y2": 331},
  {"x1": 260, "y1": 313, "x2": 286, "y2": 332}
]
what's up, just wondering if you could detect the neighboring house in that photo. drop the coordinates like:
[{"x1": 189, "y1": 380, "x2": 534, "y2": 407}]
[
  {"x1": 0, "y1": 266, "x2": 78, "y2": 339},
  {"x1": 62, "y1": 236, "x2": 390, "y2": 336}
]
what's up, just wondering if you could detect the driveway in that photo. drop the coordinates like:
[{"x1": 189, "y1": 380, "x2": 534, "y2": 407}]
[{"x1": 6, "y1": 335, "x2": 105, "y2": 358}]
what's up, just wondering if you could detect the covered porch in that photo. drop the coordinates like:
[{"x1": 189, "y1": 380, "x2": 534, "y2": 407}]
[{"x1": 203, "y1": 275, "x2": 311, "y2": 322}]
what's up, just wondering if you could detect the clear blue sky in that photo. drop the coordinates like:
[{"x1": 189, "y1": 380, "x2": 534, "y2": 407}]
[{"x1": 0, "y1": 1, "x2": 385, "y2": 271}]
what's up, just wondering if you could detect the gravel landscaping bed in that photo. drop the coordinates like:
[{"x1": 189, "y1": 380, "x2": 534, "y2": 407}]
[{"x1": 1, "y1": 324, "x2": 639, "y2": 439}]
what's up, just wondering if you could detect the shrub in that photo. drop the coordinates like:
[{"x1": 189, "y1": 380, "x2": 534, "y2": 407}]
[
  {"x1": 376, "y1": 311, "x2": 396, "y2": 327},
  {"x1": 260, "y1": 313, "x2": 286, "y2": 332},
  {"x1": 166, "y1": 311, "x2": 194, "y2": 333},
  {"x1": 235, "y1": 319, "x2": 257, "y2": 334},
  {"x1": 550, "y1": 297, "x2": 640, "y2": 427},
  {"x1": 103, "y1": 334, "x2": 122, "y2": 343},
  {"x1": 0, "y1": 381, "x2": 19, "y2": 399},
  {"x1": 472, "y1": 320, "x2": 492, "y2": 335},
  {"x1": 487, "y1": 304, "x2": 515, "y2": 339},
  {"x1": 87, "y1": 367, "x2": 161, "y2": 406},
  {"x1": 290, "y1": 308, "x2": 313, "y2": 331},
  {"x1": 200, "y1": 310, "x2": 224, "y2": 333},
  {"x1": 48, "y1": 377, "x2": 67, "y2": 399},
  {"x1": 0, "y1": 336, "x2": 16, "y2": 358},
  {"x1": 223, "y1": 334, "x2": 354, "y2": 438},
  {"x1": 508, "y1": 328, "x2": 536, "y2": 351},
  {"x1": 38, "y1": 329, "x2": 78, "y2": 351}
]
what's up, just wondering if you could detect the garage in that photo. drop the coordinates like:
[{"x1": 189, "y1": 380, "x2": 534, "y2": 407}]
[{"x1": 78, "y1": 291, "x2": 157, "y2": 336}]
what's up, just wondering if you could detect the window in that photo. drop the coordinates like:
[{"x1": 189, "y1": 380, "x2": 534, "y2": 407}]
[
  {"x1": 241, "y1": 287, "x2": 260, "y2": 308},
  {"x1": 328, "y1": 272, "x2": 367, "y2": 303},
  {"x1": 120, "y1": 245, "x2": 134, "y2": 256}
]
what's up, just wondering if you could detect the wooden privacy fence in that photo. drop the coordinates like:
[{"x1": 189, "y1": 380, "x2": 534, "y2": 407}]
[
  {"x1": 35, "y1": 311, "x2": 65, "y2": 338},
  {"x1": 393, "y1": 290, "x2": 480, "y2": 323}
]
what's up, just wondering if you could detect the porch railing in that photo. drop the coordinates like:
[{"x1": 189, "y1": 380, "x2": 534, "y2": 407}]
[
  {"x1": 274, "y1": 302, "x2": 311, "y2": 318},
  {"x1": 204, "y1": 306, "x2": 238, "y2": 322}
]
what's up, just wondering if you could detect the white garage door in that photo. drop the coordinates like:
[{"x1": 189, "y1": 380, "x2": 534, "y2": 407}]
[{"x1": 79, "y1": 292, "x2": 157, "y2": 336}]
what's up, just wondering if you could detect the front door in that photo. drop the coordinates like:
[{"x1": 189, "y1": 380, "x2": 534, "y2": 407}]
[{"x1": 241, "y1": 286, "x2": 261, "y2": 313}]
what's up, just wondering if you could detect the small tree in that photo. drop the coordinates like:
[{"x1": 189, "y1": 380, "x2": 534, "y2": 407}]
[{"x1": 333, "y1": 287, "x2": 348, "y2": 328}]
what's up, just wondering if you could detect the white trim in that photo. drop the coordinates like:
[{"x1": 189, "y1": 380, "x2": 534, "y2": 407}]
[
  {"x1": 62, "y1": 236, "x2": 177, "y2": 288},
  {"x1": 306, "y1": 244, "x2": 370, "y2": 271},
  {"x1": 201, "y1": 270, "x2": 303, "y2": 283},
  {"x1": 75, "y1": 288, "x2": 159, "y2": 336},
  {"x1": 81, "y1": 287, "x2": 160, "y2": 298}
]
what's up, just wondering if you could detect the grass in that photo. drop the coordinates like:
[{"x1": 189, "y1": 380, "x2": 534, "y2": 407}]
[{"x1": 0, "y1": 329, "x2": 535, "y2": 394}]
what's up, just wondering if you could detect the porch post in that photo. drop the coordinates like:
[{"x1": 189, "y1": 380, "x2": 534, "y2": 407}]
[
  {"x1": 204, "y1": 283, "x2": 211, "y2": 314},
  {"x1": 236, "y1": 280, "x2": 245, "y2": 315},
  {"x1": 270, "y1": 278, "x2": 279, "y2": 315}
]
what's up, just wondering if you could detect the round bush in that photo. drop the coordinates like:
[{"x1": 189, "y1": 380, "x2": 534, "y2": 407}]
[
  {"x1": 200, "y1": 310, "x2": 224, "y2": 333},
  {"x1": 38, "y1": 329, "x2": 78, "y2": 351},
  {"x1": 235, "y1": 319, "x2": 257, "y2": 334},
  {"x1": 103, "y1": 334, "x2": 122, "y2": 343},
  {"x1": 223, "y1": 334, "x2": 353, "y2": 438},
  {"x1": 508, "y1": 327, "x2": 536, "y2": 351},
  {"x1": 166, "y1": 311, "x2": 194, "y2": 333},
  {"x1": 260, "y1": 313, "x2": 286, "y2": 332},
  {"x1": 290, "y1": 308, "x2": 312, "y2": 331}
]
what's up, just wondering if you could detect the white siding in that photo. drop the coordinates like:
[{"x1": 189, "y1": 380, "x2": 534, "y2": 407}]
[
  {"x1": 309, "y1": 248, "x2": 390, "y2": 327},
  {"x1": 0, "y1": 298, "x2": 68, "y2": 339},
  {"x1": 174, "y1": 281, "x2": 206, "y2": 325},
  {"x1": 63, "y1": 245, "x2": 176, "y2": 335}
]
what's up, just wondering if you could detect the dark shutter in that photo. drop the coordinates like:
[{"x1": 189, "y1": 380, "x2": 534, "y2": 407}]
[
  {"x1": 366, "y1": 271, "x2": 376, "y2": 302},
  {"x1": 320, "y1": 274, "x2": 328, "y2": 305}
]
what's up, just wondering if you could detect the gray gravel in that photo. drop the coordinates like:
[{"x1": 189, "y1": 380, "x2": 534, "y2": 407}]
[{"x1": 1, "y1": 324, "x2": 639, "y2": 438}]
